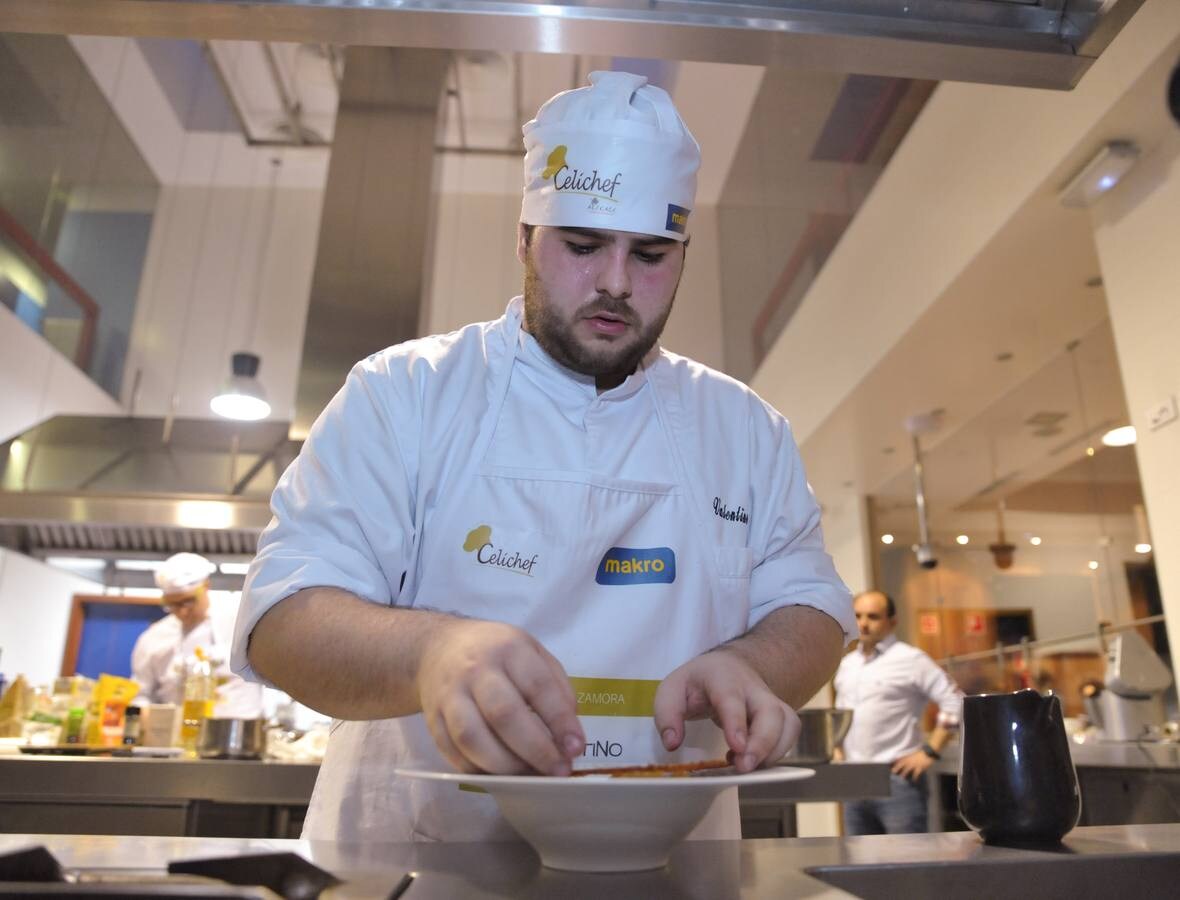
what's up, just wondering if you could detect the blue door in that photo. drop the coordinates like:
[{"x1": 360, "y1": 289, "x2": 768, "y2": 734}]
[{"x1": 74, "y1": 601, "x2": 168, "y2": 680}]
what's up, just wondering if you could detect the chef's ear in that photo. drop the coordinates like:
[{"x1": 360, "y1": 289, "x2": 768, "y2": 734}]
[{"x1": 516, "y1": 222, "x2": 532, "y2": 265}]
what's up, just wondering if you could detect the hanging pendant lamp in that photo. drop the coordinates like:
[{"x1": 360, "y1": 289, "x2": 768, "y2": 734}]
[
  {"x1": 211, "y1": 156, "x2": 280, "y2": 422},
  {"x1": 210, "y1": 351, "x2": 271, "y2": 421}
]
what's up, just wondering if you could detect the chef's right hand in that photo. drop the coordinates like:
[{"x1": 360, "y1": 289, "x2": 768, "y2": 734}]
[{"x1": 414, "y1": 618, "x2": 585, "y2": 776}]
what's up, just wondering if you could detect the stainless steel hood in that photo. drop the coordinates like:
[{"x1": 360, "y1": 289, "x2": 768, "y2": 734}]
[
  {"x1": 0, "y1": 0, "x2": 1148, "y2": 91},
  {"x1": 0, "y1": 416, "x2": 299, "y2": 555}
]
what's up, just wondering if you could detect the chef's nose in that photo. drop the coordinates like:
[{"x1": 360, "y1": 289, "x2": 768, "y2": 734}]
[{"x1": 595, "y1": 245, "x2": 632, "y2": 300}]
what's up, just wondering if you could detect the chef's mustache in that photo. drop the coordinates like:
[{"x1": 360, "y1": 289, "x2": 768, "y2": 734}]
[{"x1": 578, "y1": 297, "x2": 638, "y2": 324}]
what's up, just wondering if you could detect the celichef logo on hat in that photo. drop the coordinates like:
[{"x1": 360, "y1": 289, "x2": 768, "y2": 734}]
[
  {"x1": 542, "y1": 144, "x2": 623, "y2": 209},
  {"x1": 596, "y1": 547, "x2": 676, "y2": 585},
  {"x1": 463, "y1": 525, "x2": 539, "y2": 577}
]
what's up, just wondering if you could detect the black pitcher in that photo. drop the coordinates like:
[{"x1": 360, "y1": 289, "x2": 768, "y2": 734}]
[{"x1": 957, "y1": 689, "x2": 1081, "y2": 844}]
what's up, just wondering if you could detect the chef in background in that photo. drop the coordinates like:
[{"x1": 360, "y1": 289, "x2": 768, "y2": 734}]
[{"x1": 132, "y1": 552, "x2": 263, "y2": 718}]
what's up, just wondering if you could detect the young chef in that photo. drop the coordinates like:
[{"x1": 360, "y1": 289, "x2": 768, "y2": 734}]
[
  {"x1": 132, "y1": 552, "x2": 263, "y2": 717},
  {"x1": 233, "y1": 71, "x2": 856, "y2": 842}
]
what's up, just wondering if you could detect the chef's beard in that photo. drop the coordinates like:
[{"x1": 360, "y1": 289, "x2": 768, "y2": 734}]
[{"x1": 522, "y1": 261, "x2": 676, "y2": 385}]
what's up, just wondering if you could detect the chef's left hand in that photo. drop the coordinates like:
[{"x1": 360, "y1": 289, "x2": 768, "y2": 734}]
[
  {"x1": 654, "y1": 649, "x2": 801, "y2": 773},
  {"x1": 892, "y1": 750, "x2": 934, "y2": 781}
]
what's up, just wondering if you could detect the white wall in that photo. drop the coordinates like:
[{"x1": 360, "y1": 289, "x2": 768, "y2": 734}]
[
  {"x1": 880, "y1": 513, "x2": 1141, "y2": 651},
  {"x1": 0, "y1": 549, "x2": 103, "y2": 688},
  {"x1": 424, "y1": 153, "x2": 725, "y2": 370},
  {"x1": 1092, "y1": 110, "x2": 1180, "y2": 662},
  {"x1": 120, "y1": 181, "x2": 323, "y2": 421},
  {"x1": 820, "y1": 492, "x2": 872, "y2": 599},
  {"x1": 0, "y1": 305, "x2": 123, "y2": 442}
]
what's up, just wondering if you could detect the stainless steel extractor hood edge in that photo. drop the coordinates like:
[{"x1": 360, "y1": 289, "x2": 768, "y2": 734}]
[{"x1": 0, "y1": 0, "x2": 1148, "y2": 91}]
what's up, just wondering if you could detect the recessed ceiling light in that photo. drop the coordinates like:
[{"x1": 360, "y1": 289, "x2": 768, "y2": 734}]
[
  {"x1": 1086, "y1": 446, "x2": 1096, "y2": 457},
  {"x1": 1088, "y1": 560, "x2": 1099, "y2": 570},
  {"x1": 881, "y1": 534, "x2": 895, "y2": 545},
  {"x1": 956, "y1": 534, "x2": 969, "y2": 545},
  {"x1": 1029, "y1": 536, "x2": 1042, "y2": 546},
  {"x1": 1135, "y1": 543, "x2": 1152, "y2": 554},
  {"x1": 1101, "y1": 425, "x2": 1137, "y2": 447}
]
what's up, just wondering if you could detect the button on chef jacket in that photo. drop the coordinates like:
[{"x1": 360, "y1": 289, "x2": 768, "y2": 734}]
[{"x1": 233, "y1": 297, "x2": 855, "y2": 843}]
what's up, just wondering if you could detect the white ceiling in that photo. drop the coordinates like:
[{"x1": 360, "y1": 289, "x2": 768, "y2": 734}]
[{"x1": 790, "y1": 13, "x2": 1180, "y2": 545}]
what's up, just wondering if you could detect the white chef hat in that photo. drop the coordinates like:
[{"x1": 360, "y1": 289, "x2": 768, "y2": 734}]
[
  {"x1": 521, "y1": 71, "x2": 700, "y2": 242},
  {"x1": 155, "y1": 552, "x2": 216, "y2": 594}
]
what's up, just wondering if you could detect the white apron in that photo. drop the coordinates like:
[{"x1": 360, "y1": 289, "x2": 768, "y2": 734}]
[{"x1": 304, "y1": 306, "x2": 750, "y2": 842}]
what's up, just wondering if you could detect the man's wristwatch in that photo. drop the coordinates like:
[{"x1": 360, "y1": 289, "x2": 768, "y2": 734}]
[{"x1": 921, "y1": 743, "x2": 941, "y2": 760}]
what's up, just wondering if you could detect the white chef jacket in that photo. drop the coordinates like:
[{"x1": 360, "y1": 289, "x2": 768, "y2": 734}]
[
  {"x1": 233, "y1": 297, "x2": 855, "y2": 841},
  {"x1": 132, "y1": 592, "x2": 264, "y2": 718},
  {"x1": 833, "y1": 633, "x2": 963, "y2": 763}
]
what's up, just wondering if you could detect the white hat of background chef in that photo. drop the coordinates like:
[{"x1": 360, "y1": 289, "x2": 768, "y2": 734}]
[
  {"x1": 155, "y1": 552, "x2": 216, "y2": 593},
  {"x1": 521, "y1": 70, "x2": 700, "y2": 242}
]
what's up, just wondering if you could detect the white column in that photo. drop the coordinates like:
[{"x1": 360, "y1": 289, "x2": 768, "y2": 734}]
[{"x1": 1091, "y1": 121, "x2": 1180, "y2": 665}]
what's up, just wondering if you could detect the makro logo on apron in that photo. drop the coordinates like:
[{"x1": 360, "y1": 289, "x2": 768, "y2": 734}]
[
  {"x1": 463, "y1": 525, "x2": 539, "y2": 577},
  {"x1": 595, "y1": 547, "x2": 676, "y2": 585}
]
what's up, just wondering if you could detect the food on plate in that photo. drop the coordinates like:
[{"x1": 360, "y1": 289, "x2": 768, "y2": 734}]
[{"x1": 571, "y1": 758, "x2": 731, "y2": 778}]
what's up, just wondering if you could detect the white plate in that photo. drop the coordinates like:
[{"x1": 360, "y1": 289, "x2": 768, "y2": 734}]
[{"x1": 394, "y1": 766, "x2": 814, "y2": 871}]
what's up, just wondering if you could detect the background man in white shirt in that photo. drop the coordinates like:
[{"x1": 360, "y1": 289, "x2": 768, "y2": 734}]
[{"x1": 834, "y1": 590, "x2": 963, "y2": 835}]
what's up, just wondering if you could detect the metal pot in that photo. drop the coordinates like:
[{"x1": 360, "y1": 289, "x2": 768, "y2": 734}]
[
  {"x1": 781, "y1": 708, "x2": 854, "y2": 764},
  {"x1": 197, "y1": 717, "x2": 267, "y2": 760}
]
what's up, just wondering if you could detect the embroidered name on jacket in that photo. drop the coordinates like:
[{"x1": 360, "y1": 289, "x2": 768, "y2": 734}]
[
  {"x1": 463, "y1": 525, "x2": 539, "y2": 577},
  {"x1": 595, "y1": 547, "x2": 676, "y2": 585},
  {"x1": 713, "y1": 497, "x2": 749, "y2": 525}
]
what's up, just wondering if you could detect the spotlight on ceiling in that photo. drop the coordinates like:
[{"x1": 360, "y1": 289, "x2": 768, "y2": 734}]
[
  {"x1": 1101, "y1": 425, "x2": 1137, "y2": 447},
  {"x1": 956, "y1": 534, "x2": 969, "y2": 546},
  {"x1": 1029, "y1": 536, "x2": 1042, "y2": 546},
  {"x1": 1058, "y1": 141, "x2": 1141, "y2": 208},
  {"x1": 880, "y1": 534, "x2": 894, "y2": 545}
]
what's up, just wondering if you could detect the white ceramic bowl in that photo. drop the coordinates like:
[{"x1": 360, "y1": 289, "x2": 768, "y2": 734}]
[{"x1": 394, "y1": 766, "x2": 814, "y2": 871}]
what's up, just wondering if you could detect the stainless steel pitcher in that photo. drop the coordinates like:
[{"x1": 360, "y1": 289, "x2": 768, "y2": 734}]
[{"x1": 781, "y1": 708, "x2": 853, "y2": 764}]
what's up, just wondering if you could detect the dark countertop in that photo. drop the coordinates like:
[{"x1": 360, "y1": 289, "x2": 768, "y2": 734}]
[{"x1": 3, "y1": 824, "x2": 1179, "y2": 899}]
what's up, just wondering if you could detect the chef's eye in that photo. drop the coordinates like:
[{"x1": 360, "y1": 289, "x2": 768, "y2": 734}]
[
  {"x1": 634, "y1": 250, "x2": 666, "y2": 264},
  {"x1": 565, "y1": 241, "x2": 597, "y2": 255}
]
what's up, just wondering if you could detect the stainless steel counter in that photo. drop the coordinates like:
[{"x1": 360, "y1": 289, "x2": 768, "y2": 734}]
[
  {"x1": 0, "y1": 757, "x2": 319, "y2": 838},
  {"x1": 3, "y1": 824, "x2": 1179, "y2": 899},
  {"x1": 933, "y1": 738, "x2": 1180, "y2": 774},
  {"x1": 928, "y1": 740, "x2": 1180, "y2": 831},
  {"x1": 0, "y1": 756, "x2": 320, "y2": 804},
  {"x1": 0, "y1": 757, "x2": 889, "y2": 840}
]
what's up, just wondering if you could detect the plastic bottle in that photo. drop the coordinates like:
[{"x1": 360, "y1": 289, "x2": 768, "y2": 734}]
[
  {"x1": 122, "y1": 705, "x2": 143, "y2": 746},
  {"x1": 180, "y1": 647, "x2": 215, "y2": 758}
]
